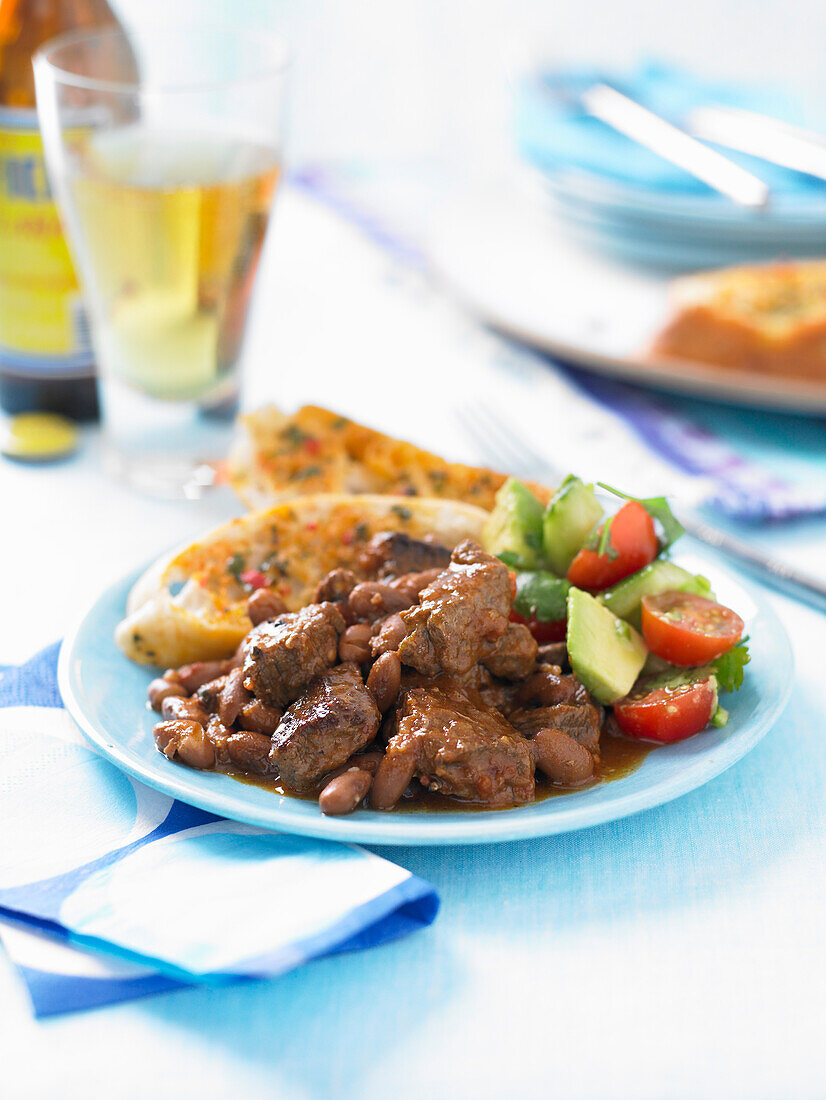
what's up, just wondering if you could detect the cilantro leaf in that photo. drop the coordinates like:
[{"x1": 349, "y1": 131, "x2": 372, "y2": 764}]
[
  {"x1": 226, "y1": 553, "x2": 246, "y2": 584},
  {"x1": 597, "y1": 483, "x2": 685, "y2": 552},
  {"x1": 710, "y1": 641, "x2": 750, "y2": 694},
  {"x1": 583, "y1": 514, "x2": 619, "y2": 559}
]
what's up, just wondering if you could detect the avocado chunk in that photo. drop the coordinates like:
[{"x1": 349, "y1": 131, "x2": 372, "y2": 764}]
[
  {"x1": 482, "y1": 477, "x2": 545, "y2": 569},
  {"x1": 567, "y1": 587, "x2": 648, "y2": 704},
  {"x1": 542, "y1": 476, "x2": 604, "y2": 576},
  {"x1": 600, "y1": 562, "x2": 713, "y2": 629}
]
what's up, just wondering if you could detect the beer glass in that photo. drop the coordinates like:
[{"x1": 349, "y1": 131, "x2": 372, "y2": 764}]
[{"x1": 35, "y1": 27, "x2": 288, "y2": 496}]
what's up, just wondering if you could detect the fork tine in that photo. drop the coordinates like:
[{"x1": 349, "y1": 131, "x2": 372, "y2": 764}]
[
  {"x1": 465, "y1": 402, "x2": 550, "y2": 479},
  {"x1": 457, "y1": 401, "x2": 565, "y2": 489},
  {"x1": 461, "y1": 402, "x2": 527, "y2": 473},
  {"x1": 454, "y1": 405, "x2": 513, "y2": 471},
  {"x1": 478, "y1": 405, "x2": 551, "y2": 473}
]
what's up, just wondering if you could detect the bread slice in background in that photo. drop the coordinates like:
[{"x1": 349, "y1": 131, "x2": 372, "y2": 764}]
[{"x1": 650, "y1": 260, "x2": 826, "y2": 380}]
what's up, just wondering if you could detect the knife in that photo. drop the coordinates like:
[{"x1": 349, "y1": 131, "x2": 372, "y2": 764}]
[{"x1": 686, "y1": 104, "x2": 826, "y2": 182}]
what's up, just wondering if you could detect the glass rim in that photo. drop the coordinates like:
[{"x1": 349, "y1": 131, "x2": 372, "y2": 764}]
[{"x1": 34, "y1": 26, "x2": 291, "y2": 96}]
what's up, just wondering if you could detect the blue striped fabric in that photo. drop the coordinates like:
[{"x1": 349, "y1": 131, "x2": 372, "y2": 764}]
[{"x1": 0, "y1": 647, "x2": 438, "y2": 1017}]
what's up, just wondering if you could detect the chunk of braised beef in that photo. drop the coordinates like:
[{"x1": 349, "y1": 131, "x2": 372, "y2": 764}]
[
  {"x1": 372, "y1": 685, "x2": 534, "y2": 809},
  {"x1": 270, "y1": 663, "x2": 381, "y2": 789},
  {"x1": 358, "y1": 531, "x2": 452, "y2": 580},
  {"x1": 482, "y1": 622, "x2": 537, "y2": 681},
  {"x1": 397, "y1": 540, "x2": 514, "y2": 676},
  {"x1": 399, "y1": 666, "x2": 518, "y2": 717},
  {"x1": 242, "y1": 602, "x2": 345, "y2": 708},
  {"x1": 460, "y1": 665, "x2": 520, "y2": 716},
  {"x1": 510, "y1": 703, "x2": 601, "y2": 756}
]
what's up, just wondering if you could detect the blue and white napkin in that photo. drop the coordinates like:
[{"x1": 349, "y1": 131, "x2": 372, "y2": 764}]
[{"x1": 0, "y1": 646, "x2": 438, "y2": 1018}]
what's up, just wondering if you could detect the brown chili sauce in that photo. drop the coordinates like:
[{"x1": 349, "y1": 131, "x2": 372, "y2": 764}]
[{"x1": 223, "y1": 732, "x2": 653, "y2": 813}]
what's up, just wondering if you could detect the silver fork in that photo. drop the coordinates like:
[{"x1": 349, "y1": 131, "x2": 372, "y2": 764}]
[{"x1": 455, "y1": 401, "x2": 826, "y2": 615}]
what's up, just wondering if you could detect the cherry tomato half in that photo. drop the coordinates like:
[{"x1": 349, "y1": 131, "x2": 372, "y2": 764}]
[
  {"x1": 641, "y1": 591, "x2": 744, "y2": 667},
  {"x1": 613, "y1": 676, "x2": 716, "y2": 743},
  {"x1": 510, "y1": 609, "x2": 567, "y2": 643},
  {"x1": 566, "y1": 501, "x2": 658, "y2": 591}
]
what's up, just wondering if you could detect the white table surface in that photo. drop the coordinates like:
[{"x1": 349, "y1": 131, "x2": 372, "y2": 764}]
[{"x1": 2, "y1": 187, "x2": 825, "y2": 1100}]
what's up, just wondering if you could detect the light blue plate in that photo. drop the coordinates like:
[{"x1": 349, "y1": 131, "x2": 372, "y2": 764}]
[{"x1": 58, "y1": 553, "x2": 793, "y2": 846}]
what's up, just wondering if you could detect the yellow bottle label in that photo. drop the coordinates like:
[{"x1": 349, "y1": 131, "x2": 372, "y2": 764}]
[{"x1": 0, "y1": 107, "x2": 92, "y2": 377}]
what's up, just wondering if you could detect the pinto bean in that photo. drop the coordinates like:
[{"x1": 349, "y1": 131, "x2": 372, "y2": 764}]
[
  {"x1": 153, "y1": 719, "x2": 215, "y2": 770},
  {"x1": 248, "y1": 587, "x2": 287, "y2": 626},
  {"x1": 323, "y1": 751, "x2": 384, "y2": 783},
  {"x1": 226, "y1": 731, "x2": 274, "y2": 775},
  {"x1": 147, "y1": 677, "x2": 187, "y2": 711},
  {"x1": 319, "y1": 767, "x2": 373, "y2": 816},
  {"x1": 239, "y1": 699, "x2": 282, "y2": 735},
  {"x1": 314, "y1": 568, "x2": 357, "y2": 604},
  {"x1": 370, "y1": 613, "x2": 407, "y2": 657},
  {"x1": 367, "y1": 651, "x2": 401, "y2": 713},
  {"x1": 196, "y1": 675, "x2": 228, "y2": 713},
  {"x1": 531, "y1": 728, "x2": 594, "y2": 787},
  {"x1": 174, "y1": 660, "x2": 231, "y2": 694},
  {"x1": 348, "y1": 582, "x2": 413, "y2": 623},
  {"x1": 176, "y1": 725, "x2": 216, "y2": 770},
  {"x1": 205, "y1": 715, "x2": 233, "y2": 765},
  {"x1": 161, "y1": 695, "x2": 209, "y2": 724},
  {"x1": 153, "y1": 718, "x2": 193, "y2": 758},
  {"x1": 218, "y1": 666, "x2": 251, "y2": 727},
  {"x1": 390, "y1": 568, "x2": 442, "y2": 602},
  {"x1": 371, "y1": 753, "x2": 417, "y2": 810},
  {"x1": 338, "y1": 622, "x2": 373, "y2": 663}
]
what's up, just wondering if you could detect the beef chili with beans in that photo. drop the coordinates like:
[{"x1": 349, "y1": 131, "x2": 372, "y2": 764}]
[
  {"x1": 148, "y1": 512, "x2": 746, "y2": 815},
  {"x1": 150, "y1": 532, "x2": 617, "y2": 814}
]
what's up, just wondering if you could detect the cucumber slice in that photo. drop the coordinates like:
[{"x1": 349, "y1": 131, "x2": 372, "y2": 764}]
[
  {"x1": 513, "y1": 571, "x2": 571, "y2": 623},
  {"x1": 600, "y1": 561, "x2": 713, "y2": 629},
  {"x1": 567, "y1": 587, "x2": 648, "y2": 704},
  {"x1": 482, "y1": 477, "x2": 545, "y2": 569},
  {"x1": 542, "y1": 476, "x2": 603, "y2": 575}
]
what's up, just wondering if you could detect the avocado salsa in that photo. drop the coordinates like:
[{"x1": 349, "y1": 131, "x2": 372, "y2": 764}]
[{"x1": 482, "y1": 476, "x2": 749, "y2": 745}]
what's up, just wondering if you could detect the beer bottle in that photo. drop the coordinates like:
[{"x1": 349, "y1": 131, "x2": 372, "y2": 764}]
[{"x1": 0, "y1": 0, "x2": 121, "y2": 420}]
